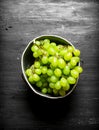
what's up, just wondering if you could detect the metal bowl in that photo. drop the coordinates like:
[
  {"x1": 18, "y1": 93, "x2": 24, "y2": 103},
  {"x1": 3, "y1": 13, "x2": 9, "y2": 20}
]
[{"x1": 21, "y1": 35, "x2": 80, "y2": 99}]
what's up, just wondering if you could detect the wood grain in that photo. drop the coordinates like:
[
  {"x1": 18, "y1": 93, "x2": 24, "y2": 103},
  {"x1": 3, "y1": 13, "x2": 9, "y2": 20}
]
[{"x1": 0, "y1": 0, "x2": 99, "y2": 129}]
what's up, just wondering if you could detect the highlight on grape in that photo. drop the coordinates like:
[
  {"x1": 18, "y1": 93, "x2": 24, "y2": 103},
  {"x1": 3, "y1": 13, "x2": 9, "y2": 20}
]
[{"x1": 25, "y1": 38, "x2": 83, "y2": 96}]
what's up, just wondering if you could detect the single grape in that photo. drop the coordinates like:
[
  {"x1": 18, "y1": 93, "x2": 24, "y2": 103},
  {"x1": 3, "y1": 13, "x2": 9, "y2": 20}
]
[
  {"x1": 67, "y1": 62, "x2": 74, "y2": 69},
  {"x1": 67, "y1": 76, "x2": 76, "y2": 84},
  {"x1": 73, "y1": 49, "x2": 80, "y2": 56},
  {"x1": 41, "y1": 88, "x2": 47, "y2": 94},
  {"x1": 51, "y1": 56, "x2": 58, "y2": 67},
  {"x1": 64, "y1": 52, "x2": 72, "y2": 61},
  {"x1": 50, "y1": 42, "x2": 56, "y2": 47},
  {"x1": 62, "y1": 83, "x2": 70, "y2": 91},
  {"x1": 41, "y1": 56, "x2": 48, "y2": 64},
  {"x1": 43, "y1": 42, "x2": 50, "y2": 49},
  {"x1": 47, "y1": 69, "x2": 54, "y2": 76},
  {"x1": 41, "y1": 66, "x2": 47, "y2": 74},
  {"x1": 35, "y1": 40, "x2": 40, "y2": 46},
  {"x1": 58, "y1": 58, "x2": 66, "y2": 69},
  {"x1": 59, "y1": 49, "x2": 67, "y2": 57},
  {"x1": 32, "y1": 74, "x2": 40, "y2": 82},
  {"x1": 34, "y1": 61, "x2": 40, "y2": 68},
  {"x1": 72, "y1": 57, "x2": 80, "y2": 63},
  {"x1": 55, "y1": 81, "x2": 61, "y2": 90},
  {"x1": 40, "y1": 40, "x2": 44, "y2": 45},
  {"x1": 54, "y1": 68, "x2": 62, "y2": 77},
  {"x1": 75, "y1": 66, "x2": 83, "y2": 73},
  {"x1": 28, "y1": 75, "x2": 35, "y2": 84},
  {"x1": 43, "y1": 39, "x2": 50, "y2": 44},
  {"x1": 33, "y1": 52, "x2": 39, "y2": 58},
  {"x1": 63, "y1": 66, "x2": 70, "y2": 75},
  {"x1": 31, "y1": 45, "x2": 38, "y2": 52},
  {"x1": 48, "y1": 47, "x2": 56, "y2": 55},
  {"x1": 59, "y1": 89, "x2": 66, "y2": 96},
  {"x1": 42, "y1": 82, "x2": 48, "y2": 88},
  {"x1": 48, "y1": 56, "x2": 54, "y2": 63},
  {"x1": 36, "y1": 81, "x2": 42, "y2": 87},
  {"x1": 37, "y1": 49, "x2": 43, "y2": 56},
  {"x1": 60, "y1": 77, "x2": 68, "y2": 87},
  {"x1": 71, "y1": 69, "x2": 79, "y2": 78},
  {"x1": 67, "y1": 45, "x2": 74, "y2": 52},
  {"x1": 70, "y1": 57, "x2": 77, "y2": 67},
  {"x1": 25, "y1": 69, "x2": 32, "y2": 77},
  {"x1": 40, "y1": 75, "x2": 46, "y2": 83},
  {"x1": 47, "y1": 88, "x2": 52, "y2": 94},
  {"x1": 50, "y1": 75, "x2": 58, "y2": 83},
  {"x1": 53, "y1": 88, "x2": 58, "y2": 95},
  {"x1": 35, "y1": 69, "x2": 41, "y2": 75},
  {"x1": 49, "y1": 82, "x2": 55, "y2": 88}
]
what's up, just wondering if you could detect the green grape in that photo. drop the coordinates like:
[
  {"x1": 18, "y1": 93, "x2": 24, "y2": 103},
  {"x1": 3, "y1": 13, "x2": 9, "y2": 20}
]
[
  {"x1": 32, "y1": 74, "x2": 40, "y2": 82},
  {"x1": 50, "y1": 75, "x2": 58, "y2": 83},
  {"x1": 37, "y1": 49, "x2": 43, "y2": 56},
  {"x1": 67, "y1": 62, "x2": 74, "y2": 69},
  {"x1": 54, "y1": 68, "x2": 62, "y2": 77},
  {"x1": 75, "y1": 66, "x2": 83, "y2": 73},
  {"x1": 67, "y1": 76, "x2": 76, "y2": 84},
  {"x1": 67, "y1": 45, "x2": 74, "y2": 52},
  {"x1": 34, "y1": 61, "x2": 40, "y2": 68},
  {"x1": 25, "y1": 69, "x2": 32, "y2": 77},
  {"x1": 48, "y1": 47, "x2": 56, "y2": 55},
  {"x1": 59, "y1": 49, "x2": 67, "y2": 57},
  {"x1": 40, "y1": 40, "x2": 44, "y2": 45},
  {"x1": 64, "y1": 52, "x2": 72, "y2": 61},
  {"x1": 73, "y1": 49, "x2": 80, "y2": 56},
  {"x1": 43, "y1": 39, "x2": 50, "y2": 44},
  {"x1": 40, "y1": 75, "x2": 46, "y2": 83},
  {"x1": 59, "y1": 89, "x2": 66, "y2": 96},
  {"x1": 28, "y1": 75, "x2": 35, "y2": 84},
  {"x1": 35, "y1": 69, "x2": 41, "y2": 75},
  {"x1": 57, "y1": 45, "x2": 64, "y2": 51},
  {"x1": 49, "y1": 82, "x2": 55, "y2": 88},
  {"x1": 70, "y1": 57, "x2": 77, "y2": 67},
  {"x1": 71, "y1": 69, "x2": 79, "y2": 78},
  {"x1": 48, "y1": 56, "x2": 54, "y2": 63},
  {"x1": 41, "y1": 66, "x2": 47, "y2": 74},
  {"x1": 43, "y1": 42, "x2": 50, "y2": 49},
  {"x1": 51, "y1": 56, "x2": 58, "y2": 67},
  {"x1": 47, "y1": 77, "x2": 51, "y2": 82},
  {"x1": 60, "y1": 77, "x2": 68, "y2": 87},
  {"x1": 36, "y1": 81, "x2": 42, "y2": 87},
  {"x1": 47, "y1": 88, "x2": 52, "y2": 94},
  {"x1": 63, "y1": 66, "x2": 70, "y2": 75},
  {"x1": 55, "y1": 81, "x2": 61, "y2": 90},
  {"x1": 31, "y1": 45, "x2": 38, "y2": 52},
  {"x1": 62, "y1": 82, "x2": 70, "y2": 91},
  {"x1": 35, "y1": 40, "x2": 40, "y2": 46},
  {"x1": 25, "y1": 38, "x2": 83, "y2": 97},
  {"x1": 47, "y1": 69, "x2": 54, "y2": 76},
  {"x1": 33, "y1": 52, "x2": 39, "y2": 58},
  {"x1": 41, "y1": 56, "x2": 48, "y2": 64},
  {"x1": 41, "y1": 88, "x2": 47, "y2": 94},
  {"x1": 58, "y1": 58, "x2": 66, "y2": 69},
  {"x1": 53, "y1": 88, "x2": 58, "y2": 95},
  {"x1": 50, "y1": 42, "x2": 56, "y2": 47},
  {"x1": 42, "y1": 82, "x2": 48, "y2": 88},
  {"x1": 72, "y1": 57, "x2": 80, "y2": 63}
]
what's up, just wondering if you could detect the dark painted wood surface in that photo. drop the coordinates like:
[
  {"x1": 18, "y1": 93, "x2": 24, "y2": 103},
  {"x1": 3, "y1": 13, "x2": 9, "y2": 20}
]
[{"x1": 0, "y1": 0, "x2": 99, "y2": 129}]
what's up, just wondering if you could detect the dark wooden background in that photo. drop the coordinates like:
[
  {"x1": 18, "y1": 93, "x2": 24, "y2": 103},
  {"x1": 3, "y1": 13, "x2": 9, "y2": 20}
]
[{"x1": 0, "y1": 0, "x2": 99, "y2": 129}]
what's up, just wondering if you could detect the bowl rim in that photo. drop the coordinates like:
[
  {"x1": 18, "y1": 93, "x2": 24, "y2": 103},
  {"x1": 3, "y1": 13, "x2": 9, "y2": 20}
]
[{"x1": 21, "y1": 35, "x2": 80, "y2": 99}]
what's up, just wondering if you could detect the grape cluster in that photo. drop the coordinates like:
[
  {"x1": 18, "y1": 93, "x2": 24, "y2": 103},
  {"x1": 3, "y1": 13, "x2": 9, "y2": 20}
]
[{"x1": 25, "y1": 39, "x2": 83, "y2": 96}]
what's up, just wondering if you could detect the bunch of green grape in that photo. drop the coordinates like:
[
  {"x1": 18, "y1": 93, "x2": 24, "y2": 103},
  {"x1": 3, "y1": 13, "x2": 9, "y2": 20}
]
[{"x1": 25, "y1": 39, "x2": 83, "y2": 96}]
